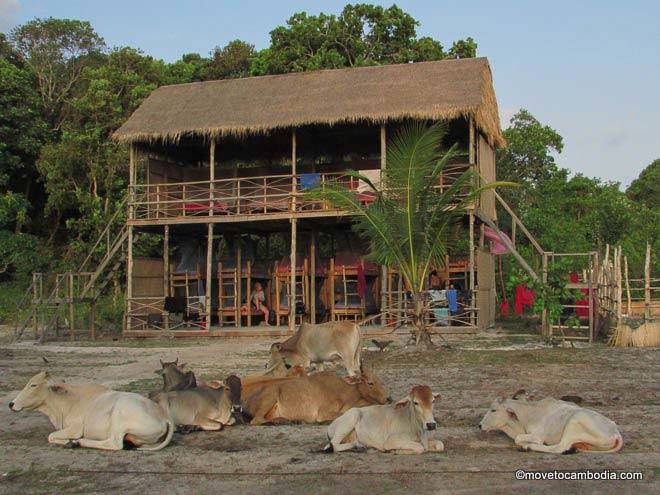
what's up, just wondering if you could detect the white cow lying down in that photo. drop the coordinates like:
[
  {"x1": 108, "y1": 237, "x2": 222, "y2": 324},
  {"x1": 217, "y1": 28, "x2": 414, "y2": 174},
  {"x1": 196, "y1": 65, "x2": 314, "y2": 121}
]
[
  {"x1": 324, "y1": 385, "x2": 444, "y2": 454},
  {"x1": 9, "y1": 371, "x2": 174, "y2": 451},
  {"x1": 480, "y1": 391, "x2": 623, "y2": 454}
]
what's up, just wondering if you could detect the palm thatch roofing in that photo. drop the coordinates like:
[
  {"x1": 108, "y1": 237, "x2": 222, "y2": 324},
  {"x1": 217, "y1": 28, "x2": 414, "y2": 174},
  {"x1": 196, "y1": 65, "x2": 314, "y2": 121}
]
[{"x1": 112, "y1": 57, "x2": 505, "y2": 148}]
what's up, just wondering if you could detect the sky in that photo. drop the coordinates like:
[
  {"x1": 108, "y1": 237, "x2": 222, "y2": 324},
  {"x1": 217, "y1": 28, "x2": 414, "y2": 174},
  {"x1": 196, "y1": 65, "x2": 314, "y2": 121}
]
[{"x1": 1, "y1": 0, "x2": 659, "y2": 186}]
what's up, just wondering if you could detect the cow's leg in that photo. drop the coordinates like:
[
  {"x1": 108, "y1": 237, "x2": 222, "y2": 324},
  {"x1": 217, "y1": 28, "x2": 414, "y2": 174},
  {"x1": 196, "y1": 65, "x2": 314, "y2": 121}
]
[
  {"x1": 514, "y1": 433, "x2": 546, "y2": 451},
  {"x1": 193, "y1": 418, "x2": 224, "y2": 431},
  {"x1": 383, "y1": 435, "x2": 426, "y2": 454},
  {"x1": 327, "y1": 409, "x2": 360, "y2": 452},
  {"x1": 516, "y1": 420, "x2": 593, "y2": 454},
  {"x1": 47, "y1": 424, "x2": 84, "y2": 445},
  {"x1": 74, "y1": 432, "x2": 126, "y2": 451},
  {"x1": 250, "y1": 399, "x2": 280, "y2": 425}
]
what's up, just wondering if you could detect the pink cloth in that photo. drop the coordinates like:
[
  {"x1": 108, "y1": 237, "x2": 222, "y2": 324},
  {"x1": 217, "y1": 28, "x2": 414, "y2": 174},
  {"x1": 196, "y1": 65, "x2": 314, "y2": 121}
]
[
  {"x1": 484, "y1": 226, "x2": 510, "y2": 255},
  {"x1": 357, "y1": 263, "x2": 366, "y2": 299}
]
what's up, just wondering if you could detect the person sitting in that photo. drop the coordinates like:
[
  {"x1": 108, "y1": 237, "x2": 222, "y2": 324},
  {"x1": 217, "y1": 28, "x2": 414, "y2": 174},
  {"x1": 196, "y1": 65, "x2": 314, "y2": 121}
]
[{"x1": 252, "y1": 282, "x2": 270, "y2": 325}]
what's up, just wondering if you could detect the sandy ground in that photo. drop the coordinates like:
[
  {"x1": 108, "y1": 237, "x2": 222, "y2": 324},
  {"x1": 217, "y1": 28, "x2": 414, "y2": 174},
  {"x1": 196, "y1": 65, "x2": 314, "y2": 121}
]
[{"x1": 0, "y1": 328, "x2": 657, "y2": 494}]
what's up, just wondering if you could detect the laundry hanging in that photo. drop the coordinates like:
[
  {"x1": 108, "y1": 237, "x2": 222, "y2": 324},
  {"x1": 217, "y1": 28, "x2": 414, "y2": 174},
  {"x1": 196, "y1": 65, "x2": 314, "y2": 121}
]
[{"x1": 514, "y1": 284, "x2": 535, "y2": 315}]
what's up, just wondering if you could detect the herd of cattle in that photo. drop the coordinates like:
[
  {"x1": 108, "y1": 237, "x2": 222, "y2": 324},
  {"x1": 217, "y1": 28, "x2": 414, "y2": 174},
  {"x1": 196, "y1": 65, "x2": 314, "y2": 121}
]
[{"x1": 8, "y1": 321, "x2": 623, "y2": 455}]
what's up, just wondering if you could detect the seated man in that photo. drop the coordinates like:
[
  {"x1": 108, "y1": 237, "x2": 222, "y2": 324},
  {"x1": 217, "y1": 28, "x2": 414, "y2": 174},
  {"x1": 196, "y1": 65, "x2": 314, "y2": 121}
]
[{"x1": 252, "y1": 282, "x2": 270, "y2": 325}]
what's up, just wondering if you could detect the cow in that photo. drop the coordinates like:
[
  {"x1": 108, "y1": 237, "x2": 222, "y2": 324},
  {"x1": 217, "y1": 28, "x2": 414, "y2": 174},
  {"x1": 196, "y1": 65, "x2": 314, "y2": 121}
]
[
  {"x1": 268, "y1": 321, "x2": 361, "y2": 376},
  {"x1": 479, "y1": 391, "x2": 623, "y2": 454},
  {"x1": 243, "y1": 365, "x2": 390, "y2": 425},
  {"x1": 324, "y1": 385, "x2": 443, "y2": 454},
  {"x1": 150, "y1": 375, "x2": 242, "y2": 431},
  {"x1": 155, "y1": 358, "x2": 196, "y2": 391},
  {"x1": 9, "y1": 371, "x2": 174, "y2": 451},
  {"x1": 241, "y1": 361, "x2": 305, "y2": 389},
  {"x1": 241, "y1": 365, "x2": 307, "y2": 399}
]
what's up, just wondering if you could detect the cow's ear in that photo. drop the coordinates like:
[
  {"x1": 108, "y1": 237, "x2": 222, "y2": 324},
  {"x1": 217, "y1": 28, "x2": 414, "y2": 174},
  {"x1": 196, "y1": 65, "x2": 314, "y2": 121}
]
[
  {"x1": 50, "y1": 385, "x2": 67, "y2": 395},
  {"x1": 506, "y1": 408, "x2": 519, "y2": 421},
  {"x1": 394, "y1": 399, "x2": 409, "y2": 410},
  {"x1": 433, "y1": 393, "x2": 441, "y2": 402},
  {"x1": 205, "y1": 380, "x2": 224, "y2": 390},
  {"x1": 511, "y1": 389, "x2": 526, "y2": 400}
]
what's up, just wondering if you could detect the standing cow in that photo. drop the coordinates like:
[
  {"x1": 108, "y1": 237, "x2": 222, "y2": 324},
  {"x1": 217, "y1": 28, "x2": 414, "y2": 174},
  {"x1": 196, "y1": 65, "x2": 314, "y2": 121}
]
[
  {"x1": 479, "y1": 391, "x2": 623, "y2": 454},
  {"x1": 9, "y1": 371, "x2": 173, "y2": 451},
  {"x1": 268, "y1": 321, "x2": 361, "y2": 376}
]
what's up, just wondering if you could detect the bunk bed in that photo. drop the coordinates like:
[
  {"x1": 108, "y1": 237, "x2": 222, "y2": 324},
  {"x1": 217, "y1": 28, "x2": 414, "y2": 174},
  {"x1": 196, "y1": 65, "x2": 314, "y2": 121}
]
[
  {"x1": 329, "y1": 252, "x2": 380, "y2": 321},
  {"x1": 217, "y1": 259, "x2": 272, "y2": 327}
]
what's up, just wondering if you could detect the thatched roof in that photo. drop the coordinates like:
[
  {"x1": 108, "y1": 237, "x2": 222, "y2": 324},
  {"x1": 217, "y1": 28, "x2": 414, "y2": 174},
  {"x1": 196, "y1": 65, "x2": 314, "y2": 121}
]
[{"x1": 112, "y1": 57, "x2": 505, "y2": 148}]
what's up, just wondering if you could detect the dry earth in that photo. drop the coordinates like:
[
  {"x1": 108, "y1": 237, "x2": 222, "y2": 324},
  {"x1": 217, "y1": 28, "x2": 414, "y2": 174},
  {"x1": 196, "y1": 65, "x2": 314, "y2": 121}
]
[{"x1": 0, "y1": 327, "x2": 657, "y2": 494}]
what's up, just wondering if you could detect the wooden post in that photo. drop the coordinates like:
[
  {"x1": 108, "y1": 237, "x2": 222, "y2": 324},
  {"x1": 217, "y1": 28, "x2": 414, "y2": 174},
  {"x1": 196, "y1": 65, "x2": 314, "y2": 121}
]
[
  {"x1": 310, "y1": 229, "x2": 317, "y2": 324},
  {"x1": 68, "y1": 272, "x2": 74, "y2": 341},
  {"x1": 291, "y1": 129, "x2": 297, "y2": 212},
  {"x1": 163, "y1": 225, "x2": 170, "y2": 331},
  {"x1": 246, "y1": 260, "x2": 252, "y2": 327},
  {"x1": 468, "y1": 210, "x2": 475, "y2": 326},
  {"x1": 541, "y1": 252, "x2": 549, "y2": 337},
  {"x1": 615, "y1": 246, "x2": 622, "y2": 324},
  {"x1": 329, "y1": 258, "x2": 335, "y2": 321},
  {"x1": 128, "y1": 145, "x2": 135, "y2": 220},
  {"x1": 624, "y1": 256, "x2": 631, "y2": 315},
  {"x1": 380, "y1": 124, "x2": 387, "y2": 323},
  {"x1": 206, "y1": 224, "x2": 213, "y2": 329},
  {"x1": 126, "y1": 226, "x2": 134, "y2": 333},
  {"x1": 587, "y1": 253, "x2": 594, "y2": 342},
  {"x1": 236, "y1": 235, "x2": 242, "y2": 328},
  {"x1": 90, "y1": 300, "x2": 96, "y2": 341},
  {"x1": 209, "y1": 139, "x2": 216, "y2": 217},
  {"x1": 289, "y1": 218, "x2": 297, "y2": 332},
  {"x1": 644, "y1": 243, "x2": 651, "y2": 320}
]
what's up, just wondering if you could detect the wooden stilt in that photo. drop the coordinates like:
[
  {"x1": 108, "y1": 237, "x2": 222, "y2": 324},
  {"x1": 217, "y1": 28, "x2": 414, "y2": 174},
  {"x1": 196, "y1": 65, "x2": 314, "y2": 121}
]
[
  {"x1": 289, "y1": 218, "x2": 297, "y2": 332},
  {"x1": 624, "y1": 256, "x2": 631, "y2": 315},
  {"x1": 310, "y1": 229, "x2": 317, "y2": 324},
  {"x1": 468, "y1": 210, "x2": 475, "y2": 326},
  {"x1": 68, "y1": 272, "x2": 74, "y2": 341},
  {"x1": 163, "y1": 225, "x2": 170, "y2": 331},
  {"x1": 126, "y1": 225, "x2": 134, "y2": 333},
  {"x1": 206, "y1": 223, "x2": 213, "y2": 329},
  {"x1": 380, "y1": 123, "x2": 387, "y2": 322},
  {"x1": 236, "y1": 235, "x2": 242, "y2": 328},
  {"x1": 644, "y1": 243, "x2": 651, "y2": 320}
]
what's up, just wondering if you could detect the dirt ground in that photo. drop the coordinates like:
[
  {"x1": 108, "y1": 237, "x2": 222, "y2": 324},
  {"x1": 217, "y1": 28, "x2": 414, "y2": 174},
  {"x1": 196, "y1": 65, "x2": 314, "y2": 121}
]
[{"x1": 0, "y1": 326, "x2": 657, "y2": 494}]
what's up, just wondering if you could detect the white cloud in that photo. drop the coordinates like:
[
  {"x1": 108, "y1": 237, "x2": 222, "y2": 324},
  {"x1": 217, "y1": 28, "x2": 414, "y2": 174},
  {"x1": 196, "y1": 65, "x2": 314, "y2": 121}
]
[{"x1": 0, "y1": 0, "x2": 21, "y2": 32}]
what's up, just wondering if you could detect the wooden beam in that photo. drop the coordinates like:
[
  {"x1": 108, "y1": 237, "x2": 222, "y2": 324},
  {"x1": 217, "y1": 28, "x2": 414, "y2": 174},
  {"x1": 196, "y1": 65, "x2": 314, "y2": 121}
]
[
  {"x1": 289, "y1": 218, "x2": 297, "y2": 332},
  {"x1": 206, "y1": 223, "x2": 213, "y2": 329}
]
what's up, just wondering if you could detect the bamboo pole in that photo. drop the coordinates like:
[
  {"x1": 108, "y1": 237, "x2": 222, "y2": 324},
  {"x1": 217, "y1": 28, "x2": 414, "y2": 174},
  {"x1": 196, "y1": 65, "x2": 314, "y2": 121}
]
[
  {"x1": 206, "y1": 224, "x2": 213, "y2": 329},
  {"x1": 615, "y1": 246, "x2": 622, "y2": 324},
  {"x1": 380, "y1": 124, "x2": 387, "y2": 322},
  {"x1": 310, "y1": 229, "x2": 317, "y2": 324},
  {"x1": 163, "y1": 225, "x2": 170, "y2": 331},
  {"x1": 128, "y1": 145, "x2": 135, "y2": 220},
  {"x1": 290, "y1": 218, "x2": 297, "y2": 332},
  {"x1": 542, "y1": 252, "x2": 549, "y2": 337},
  {"x1": 624, "y1": 256, "x2": 631, "y2": 315},
  {"x1": 125, "y1": 226, "x2": 133, "y2": 333},
  {"x1": 236, "y1": 235, "x2": 242, "y2": 328},
  {"x1": 209, "y1": 139, "x2": 216, "y2": 217},
  {"x1": 469, "y1": 210, "x2": 475, "y2": 326},
  {"x1": 644, "y1": 243, "x2": 651, "y2": 320},
  {"x1": 68, "y1": 272, "x2": 75, "y2": 341},
  {"x1": 330, "y1": 258, "x2": 335, "y2": 321}
]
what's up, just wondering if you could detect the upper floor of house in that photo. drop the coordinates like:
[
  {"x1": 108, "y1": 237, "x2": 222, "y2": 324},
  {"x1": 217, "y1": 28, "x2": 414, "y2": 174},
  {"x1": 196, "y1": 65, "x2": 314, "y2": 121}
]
[{"x1": 112, "y1": 58, "x2": 504, "y2": 226}]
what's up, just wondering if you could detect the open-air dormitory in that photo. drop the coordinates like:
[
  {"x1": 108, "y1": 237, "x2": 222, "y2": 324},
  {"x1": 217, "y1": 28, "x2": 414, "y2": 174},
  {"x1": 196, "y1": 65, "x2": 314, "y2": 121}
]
[{"x1": 102, "y1": 57, "x2": 506, "y2": 337}]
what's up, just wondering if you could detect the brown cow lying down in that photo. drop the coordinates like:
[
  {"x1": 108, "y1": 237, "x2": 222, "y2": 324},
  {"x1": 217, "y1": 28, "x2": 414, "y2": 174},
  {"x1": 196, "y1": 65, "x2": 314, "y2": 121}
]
[
  {"x1": 241, "y1": 361, "x2": 305, "y2": 389},
  {"x1": 243, "y1": 366, "x2": 391, "y2": 425},
  {"x1": 9, "y1": 372, "x2": 173, "y2": 451},
  {"x1": 241, "y1": 365, "x2": 307, "y2": 400},
  {"x1": 150, "y1": 375, "x2": 242, "y2": 431},
  {"x1": 325, "y1": 385, "x2": 444, "y2": 454}
]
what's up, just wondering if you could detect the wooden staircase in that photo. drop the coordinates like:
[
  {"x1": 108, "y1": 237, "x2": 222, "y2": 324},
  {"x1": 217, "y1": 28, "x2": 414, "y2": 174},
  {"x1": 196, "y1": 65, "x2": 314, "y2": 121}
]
[{"x1": 14, "y1": 198, "x2": 129, "y2": 341}]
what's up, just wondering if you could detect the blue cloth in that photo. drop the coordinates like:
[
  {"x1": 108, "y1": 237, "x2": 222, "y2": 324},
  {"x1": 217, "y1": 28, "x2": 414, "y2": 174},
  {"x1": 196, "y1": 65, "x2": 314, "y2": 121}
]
[
  {"x1": 446, "y1": 288, "x2": 458, "y2": 313},
  {"x1": 300, "y1": 173, "x2": 321, "y2": 189}
]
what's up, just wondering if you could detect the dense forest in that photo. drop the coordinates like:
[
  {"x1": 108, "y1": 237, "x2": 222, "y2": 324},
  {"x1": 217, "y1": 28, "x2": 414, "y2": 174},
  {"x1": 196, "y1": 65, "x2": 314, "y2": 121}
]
[{"x1": 0, "y1": 4, "x2": 658, "y2": 323}]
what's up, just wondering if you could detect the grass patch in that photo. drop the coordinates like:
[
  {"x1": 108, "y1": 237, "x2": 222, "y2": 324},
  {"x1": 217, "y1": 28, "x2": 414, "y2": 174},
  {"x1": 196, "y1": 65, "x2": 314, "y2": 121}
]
[{"x1": 117, "y1": 377, "x2": 161, "y2": 393}]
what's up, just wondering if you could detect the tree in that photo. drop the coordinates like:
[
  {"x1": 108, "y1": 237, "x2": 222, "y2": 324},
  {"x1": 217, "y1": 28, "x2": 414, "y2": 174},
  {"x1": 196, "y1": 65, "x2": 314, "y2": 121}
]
[
  {"x1": 447, "y1": 37, "x2": 478, "y2": 59},
  {"x1": 206, "y1": 40, "x2": 255, "y2": 80},
  {"x1": 308, "y1": 123, "x2": 505, "y2": 347},
  {"x1": 626, "y1": 159, "x2": 659, "y2": 210},
  {"x1": 251, "y1": 4, "x2": 464, "y2": 75},
  {"x1": 10, "y1": 17, "x2": 105, "y2": 130}
]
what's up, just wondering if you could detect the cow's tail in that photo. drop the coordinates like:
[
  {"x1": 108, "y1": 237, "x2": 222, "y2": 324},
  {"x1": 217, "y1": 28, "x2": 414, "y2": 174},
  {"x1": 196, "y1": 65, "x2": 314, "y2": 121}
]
[{"x1": 139, "y1": 419, "x2": 175, "y2": 451}]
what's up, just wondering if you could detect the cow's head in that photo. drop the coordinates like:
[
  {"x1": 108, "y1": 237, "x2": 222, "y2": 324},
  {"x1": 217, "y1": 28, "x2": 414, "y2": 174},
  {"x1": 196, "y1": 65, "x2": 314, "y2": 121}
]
[
  {"x1": 479, "y1": 396, "x2": 521, "y2": 433},
  {"x1": 9, "y1": 371, "x2": 60, "y2": 412},
  {"x1": 355, "y1": 366, "x2": 390, "y2": 405},
  {"x1": 395, "y1": 385, "x2": 440, "y2": 431},
  {"x1": 157, "y1": 359, "x2": 196, "y2": 391},
  {"x1": 267, "y1": 343, "x2": 299, "y2": 370},
  {"x1": 155, "y1": 358, "x2": 186, "y2": 376}
]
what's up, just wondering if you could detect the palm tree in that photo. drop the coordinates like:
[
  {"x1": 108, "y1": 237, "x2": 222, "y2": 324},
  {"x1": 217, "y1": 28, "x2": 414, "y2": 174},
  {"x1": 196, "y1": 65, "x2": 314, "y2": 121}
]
[{"x1": 307, "y1": 122, "x2": 508, "y2": 347}]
